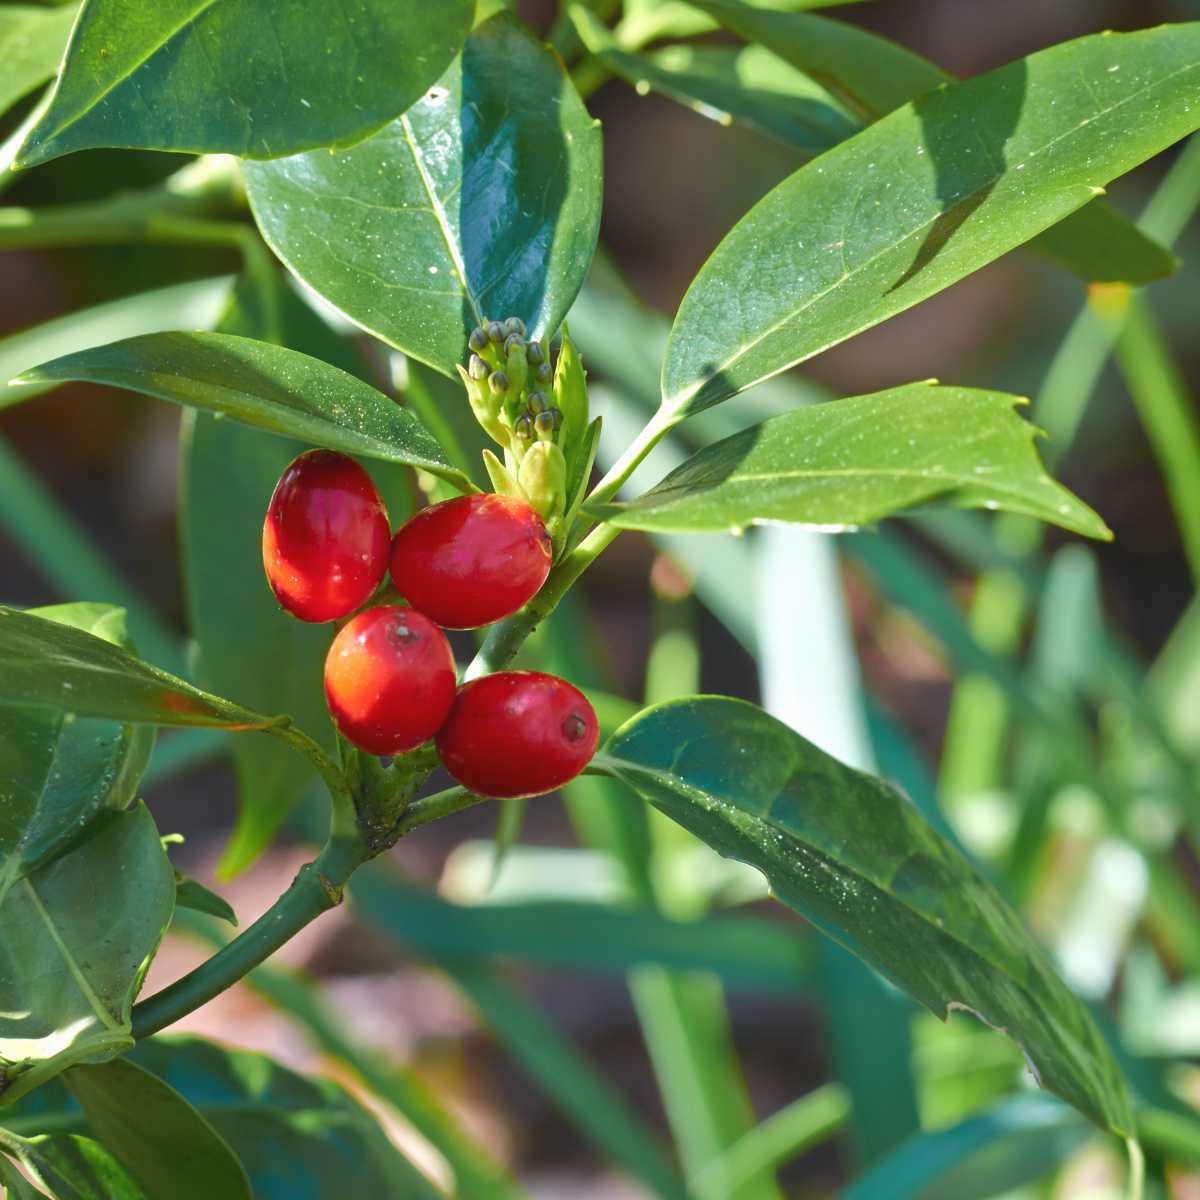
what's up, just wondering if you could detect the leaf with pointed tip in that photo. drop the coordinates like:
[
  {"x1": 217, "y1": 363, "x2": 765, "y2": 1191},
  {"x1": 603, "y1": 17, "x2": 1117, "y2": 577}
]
[
  {"x1": 685, "y1": 1, "x2": 1178, "y2": 284},
  {"x1": 243, "y1": 12, "x2": 603, "y2": 376},
  {"x1": 0, "y1": 605, "x2": 275, "y2": 731},
  {"x1": 13, "y1": 0, "x2": 474, "y2": 168},
  {"x1": 0, "y1": 4, "x2": 77, "y2": 122},
  {"x1": 600, "y1": 696, "x2": 1134, "y2": 1136},
  {"x1": 663, "y1": 23, "x2": 1200, "y2": 415},
  {"x1": 0, "y1": 604, "x2": 154, "y2": 900},
  {"x1": 172, "y1": 876, "x2": 236, "y2": 927},
  {"x1": 589, "y1": 385, "x2": 1110, "y2": 540},
  {"x1": 65, "y1": 1059, "x2": 250, "y2": 1200},
  {"x1": 0, "y1": 804, "x2": 174, "y2": 1104},
  {"x1": 15, "y1": 331, "x2": 467, "y2": 489}
]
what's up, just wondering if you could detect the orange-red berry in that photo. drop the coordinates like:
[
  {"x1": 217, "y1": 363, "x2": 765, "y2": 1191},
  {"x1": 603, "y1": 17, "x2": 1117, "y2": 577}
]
[
  {"x1": 263, "y1": 449, "x2": 390, "y2": 623},
  {"x1": 324, "y1": 606, "x2": 456, "y2": 754},
  {"x1": 389, "y1": 494, "x2": 551, "y2": 629},
  {"x1": 436, "y1": 671, "x2": 598, "y2": 798}
]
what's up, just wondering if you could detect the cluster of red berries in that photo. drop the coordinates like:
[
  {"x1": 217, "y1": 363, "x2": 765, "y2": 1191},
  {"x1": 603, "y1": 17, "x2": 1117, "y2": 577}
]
[{"x1": 261, "y1": 448, "x2": 598, "y2": 798}]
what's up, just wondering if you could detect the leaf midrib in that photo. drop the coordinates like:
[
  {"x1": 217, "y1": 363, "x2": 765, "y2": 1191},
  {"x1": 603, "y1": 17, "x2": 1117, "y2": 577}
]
[{"x1": 669, "y1": 51, "x2": 1200, "y2": 406}]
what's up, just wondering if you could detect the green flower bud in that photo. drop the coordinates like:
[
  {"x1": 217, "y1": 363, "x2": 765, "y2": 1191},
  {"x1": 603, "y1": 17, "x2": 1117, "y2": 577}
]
[
  {"x1": 505, "y1": 344, "x2": 529, "y2": 399},
  {"x1": 553, "y1": 323, "x2": 587, "y2": 458},
  {"x1": 468, "y1": 354, "x2": 489, "y2": 380},
  {"x1": 469, "y1": 328, "x2": 489, "y2": 353},
  {"x1": 504, "y1": 332, "x2": 525, "y2": 356},
  {"x1": 503, "y1": 317, "x2": 526, "y2": 339},
  {"x1": 514, "y1": 412, "x2": 534, "y2": 442},
  {"x1": 487, "y1": 321, "x2": 505, "y2": 344},
  {"x1": 457, "y1": 363, "x2": 508, "y2": 448},
  {"x1": 535, "y1": 362, "x2": 552, "y2": 385},
  {"x1": 527, "y1": 390, "x2": 548, "y2": 415},
  {"x1": 527, "y1": 341, "x2": 545, "y2": 366},
  {"x1": 534, "y1": 409, "x2": 557, "y2": 439},
  {"x1": 489, "y1": 370, "x2": 510, "y2": 396},
  {"x1": 517, "y1": 440, "x2": 567, "y2": 545}
]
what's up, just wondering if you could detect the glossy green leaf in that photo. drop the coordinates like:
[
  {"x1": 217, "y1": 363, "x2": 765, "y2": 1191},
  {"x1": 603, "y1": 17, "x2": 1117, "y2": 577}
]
[
  {"x1": 1, "y1": 1134, "x2": 146, "y2": 1200},
  {"x1": 65, "y1": 1059, "x2": 249, "y2": 1200},
  {"x1": 841, "y1": 1095, "x2": 1088, "y2": 1200},
  {"x1": 15, "y1": 331, "x2": 465, "y2": 489},
  {"x1": 13, "y1": 0, "x2": 474, "y2": 168},
  {"x1": 0, "y1": 605, "x2": 275, "y2": 731},
  {"x1": 172, "y1": 877, "x2": 236, "y2": 927},
  {"x1": 620, "y1": 0, "x2": 860, "y2": 45},
  {"x1": 0, "y1": 5, "x2": 77, "y2": 121},
  {"x1": 243, "y1": 12, "x2": 603, "y2": 377},
  {"x1": 0, "y1": 804, "x2": 174, "y2": 1105},
  {"x1": 571, "y1": 10, "x2": 857, "y2": 155},
  {"x1": 125, "y1": 1037, "x2": 442, "y2": 1199},
  {"x1": 663, "y1": 24, "x2": 1200, "y2": 414},
  {"x1": 601, "y1": 696, "x2": 1134, "y2": 1135},
  {"x1": 0, "y1": 1152, "x2": 46, "y2": 1200},
  {"x1": 592, "y1": 384, "x2": 1109, "y2": 540},
  {"x1": 687, "y1": 1, "x2": 1177, "y2": 284},
  {"x1": 0, "y1": 277, "x2": 233, "y2": 411},
  {"x1": 0, "y1": 604, "x2": 153, "y2": 900}
]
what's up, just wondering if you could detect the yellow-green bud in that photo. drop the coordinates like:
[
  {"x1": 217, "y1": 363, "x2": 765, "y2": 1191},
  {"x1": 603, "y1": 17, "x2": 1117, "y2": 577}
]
[
  {"x1": 518, "y1": 440, "x2": 567, "y2": 544},
  {"x1": 457, "y1": 363, "x2": 508, "y2": 448}
]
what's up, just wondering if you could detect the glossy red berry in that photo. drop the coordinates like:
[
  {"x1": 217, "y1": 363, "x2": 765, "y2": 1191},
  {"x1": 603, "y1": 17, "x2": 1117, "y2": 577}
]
[
  {"x1": 324, "y1": 606, "x2": 456, "y2": 754},
  {"x1": 263, "y1": 449, "x2": 391, "y2": 623},
  {"x1": 436, "y1": 671, "x2": 599, "y2": 798},
  {"x1": 389, "y1": 494, "x2": 552, "y2": 629}
]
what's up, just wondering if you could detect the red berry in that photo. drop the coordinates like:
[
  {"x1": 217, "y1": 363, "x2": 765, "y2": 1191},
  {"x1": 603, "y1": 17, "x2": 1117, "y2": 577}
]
[
  {"x1": 324, "y1": 606, "x2": 456, "y2": 754},
  {"x1": 263, "y1": 449, "x2": 390, "y2": 623},
  {"x1": 389, "y1": 494, "x2": 552, "y2": 629},
  {"x1": 436, "y1": 671, "x2": 599, "y2": 798}
]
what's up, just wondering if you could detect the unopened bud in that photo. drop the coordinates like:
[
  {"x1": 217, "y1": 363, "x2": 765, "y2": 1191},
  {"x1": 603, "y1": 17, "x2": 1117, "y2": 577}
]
[
  {"x1": 457, "y1": 363, "x2": 507, "y2": 448},
  {"x1": 527, "y1": 342, "x2": 545, "y2": 367},
  {"x1": 468, "y1": 354, "x2": 489, "y2": 380},
  {"x1": 517, "y1": 440, "x2": 568, "y2": 544},
  {"x1": 504, "y1": 333, "x2": 525, "y2": 356},
  {"x1": 527, "y1": 391, "x2": 548, "y2": 414},
  {"x1": 489, "y1": 371, "x2": 510, "y2": 395},
  {"x1": 535, "y1": 362, "x2": 552, "y2": 384},
  {"x1": 534, "y1": 409, "x2": 557, "y2": 439},
  {"x1": 487, "y1": 321, "x2": 505, "y2": 344},
  {"x1": 514, "y1": 412, "x2": 534, "y2": 441},
  {"x1": 503, "y1": 317, "x2": 526, "y2": 338},
  {"x1": 469, "y1": 328, "x2": 489, "y2": 353}
]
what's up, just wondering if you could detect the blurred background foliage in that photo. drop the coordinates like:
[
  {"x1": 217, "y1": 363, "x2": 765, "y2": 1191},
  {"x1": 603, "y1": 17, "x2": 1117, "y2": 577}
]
[{"x1": 4, "y1": 0, "x2": 1200, "y2": 1195}]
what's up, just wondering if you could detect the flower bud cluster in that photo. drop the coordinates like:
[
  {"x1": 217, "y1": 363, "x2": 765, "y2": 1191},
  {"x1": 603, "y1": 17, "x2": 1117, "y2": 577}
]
[{"x1": 457, "y1": 315, "x2": 590, "y2": 547}]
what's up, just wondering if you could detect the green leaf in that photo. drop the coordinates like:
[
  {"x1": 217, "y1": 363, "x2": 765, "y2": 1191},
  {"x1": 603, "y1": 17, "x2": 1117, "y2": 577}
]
[
  {"x1": 172, "y1": 877, "x2": 236, "y2": 927},
  {"x1": 571, "y1": 10, "x2": 858, "y2": 155},
  {"x1": 0, "y1": 604, "x2": 154, "y2": 900},
  {"x1": 13, "y1": 0, "x2": 474, "y2": 168},
  {"x1": 124, "y1": 1037, "x2": 442, "y2": 1198},
  {"x1": 243, "y1": 12, "x2": 603, "y2": 377},
  {"x1": 2, "y1": 1134, "x2": 146, "y2": 1200},
  {"x1": 591, "y1": 384, "x2": 1109, "y2": 540},
  {"x1": 620, "y1": 0, "x2": 860, "y2": 45},
  {"x1": 0, "y1": 277, "x2": 234, "y2": 412},
  {"x1": 0, "y1": 804, "x2": 174, "y2": 1105},
  {"x1": 0, "y1": 605, "x2": 276, "y2": 731},
  {"x1": 14, "y1": 331, "x2": 466, "y2": 489},
  {"x1": 686, "y1": 1, "x2": 1178, "y2": 285},
  {"x1": 0, "y1": 4, "x2": 77, "y2": 122},
  {"x1": 841, "y1": 1095, "x2": 1088, "y2": 1200},
  {"x1": 65, "y1": 1059, "x2": 250, "y2": 1200},
  {"x1": 600, "y1": 696, "x2": 1134, "y2": 1136},
  {"x1": 663, "y1": 23, "x2": 1200, "y2": 414}
]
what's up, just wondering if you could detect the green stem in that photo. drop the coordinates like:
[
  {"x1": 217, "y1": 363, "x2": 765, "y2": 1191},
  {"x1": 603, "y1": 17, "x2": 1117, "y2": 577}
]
[
  {"x1": 131, "y1": 831, "x2": 366, "y2": 1039},
  {"x1": 391, "y1": 784, "x2": 489, "y2": 834},
  {"x1": 587, "y1": 406, "x2": 675, "y2": 507}
]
